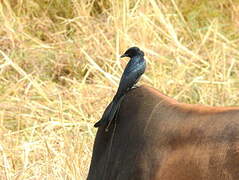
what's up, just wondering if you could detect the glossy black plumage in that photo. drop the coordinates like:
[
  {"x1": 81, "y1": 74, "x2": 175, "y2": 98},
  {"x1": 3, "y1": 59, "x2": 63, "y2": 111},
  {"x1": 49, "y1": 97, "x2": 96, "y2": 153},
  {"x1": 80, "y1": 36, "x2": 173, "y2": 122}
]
[{"x1": 94, "y1": 47, "x2": 146, "y2": 130}]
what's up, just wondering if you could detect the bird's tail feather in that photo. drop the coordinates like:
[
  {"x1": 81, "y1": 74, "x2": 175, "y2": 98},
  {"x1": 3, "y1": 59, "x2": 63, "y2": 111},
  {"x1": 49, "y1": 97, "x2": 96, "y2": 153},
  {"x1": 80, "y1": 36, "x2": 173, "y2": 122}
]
[
  {"x1": 94, "y1": 101, "x2": 113, "y2": 127},
  {"x1": 94, "y1": 95, "x2": 124, "y2": 128},
  {"x1": 105, "y1": 96, "x2": 124, "y2": 130}
]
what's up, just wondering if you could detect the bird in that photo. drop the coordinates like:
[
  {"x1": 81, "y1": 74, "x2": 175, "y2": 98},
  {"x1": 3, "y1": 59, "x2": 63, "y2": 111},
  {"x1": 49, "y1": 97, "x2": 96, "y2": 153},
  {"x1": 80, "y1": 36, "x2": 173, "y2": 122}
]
[{"x1": 94, "y1": 47, "x2": 146, "y2": 130}]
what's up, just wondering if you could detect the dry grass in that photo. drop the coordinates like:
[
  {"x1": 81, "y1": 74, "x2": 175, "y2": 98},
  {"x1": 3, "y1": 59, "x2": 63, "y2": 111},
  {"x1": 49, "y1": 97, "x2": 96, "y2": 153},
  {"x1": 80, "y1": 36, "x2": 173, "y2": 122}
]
[{"x1": 0, "y1": 0, "x2": 239, "y2": 179}]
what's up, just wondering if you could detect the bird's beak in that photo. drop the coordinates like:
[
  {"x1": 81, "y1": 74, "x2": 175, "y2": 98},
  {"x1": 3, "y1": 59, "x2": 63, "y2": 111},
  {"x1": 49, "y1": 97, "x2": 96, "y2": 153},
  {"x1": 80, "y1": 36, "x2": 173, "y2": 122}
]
[{"x1": 120, "y1": 54, "x2": 127, "y2": 58}]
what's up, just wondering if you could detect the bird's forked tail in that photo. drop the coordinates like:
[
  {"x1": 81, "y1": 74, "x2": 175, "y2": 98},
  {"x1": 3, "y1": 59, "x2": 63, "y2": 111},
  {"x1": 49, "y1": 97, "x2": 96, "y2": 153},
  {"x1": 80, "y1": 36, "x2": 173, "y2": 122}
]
[{"x1": 94, "y1": 95, "x2": 125, "y2": 130}]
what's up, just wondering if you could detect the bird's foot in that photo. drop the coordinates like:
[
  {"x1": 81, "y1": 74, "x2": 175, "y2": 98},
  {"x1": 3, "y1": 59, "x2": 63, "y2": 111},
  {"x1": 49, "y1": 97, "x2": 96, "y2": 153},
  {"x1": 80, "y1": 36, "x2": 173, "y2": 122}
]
[{"x1": 132, "y1": 84, "x2": 139, "y2": 89}]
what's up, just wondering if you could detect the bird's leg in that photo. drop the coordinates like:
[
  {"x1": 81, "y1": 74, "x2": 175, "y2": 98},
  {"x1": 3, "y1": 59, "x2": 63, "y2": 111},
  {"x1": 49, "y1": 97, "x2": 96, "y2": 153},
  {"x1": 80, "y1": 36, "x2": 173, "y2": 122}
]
[{"x1": 131, "y1": 76, "x2": 140, "y2": 90}]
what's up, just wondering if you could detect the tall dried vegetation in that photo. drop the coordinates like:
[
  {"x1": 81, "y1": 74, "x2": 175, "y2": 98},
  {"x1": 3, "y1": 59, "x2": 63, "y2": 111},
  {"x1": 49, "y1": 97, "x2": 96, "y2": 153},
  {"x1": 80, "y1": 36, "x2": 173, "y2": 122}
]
[{"x1": 0, "y1": 0, "x2": 239, "y2": 179}]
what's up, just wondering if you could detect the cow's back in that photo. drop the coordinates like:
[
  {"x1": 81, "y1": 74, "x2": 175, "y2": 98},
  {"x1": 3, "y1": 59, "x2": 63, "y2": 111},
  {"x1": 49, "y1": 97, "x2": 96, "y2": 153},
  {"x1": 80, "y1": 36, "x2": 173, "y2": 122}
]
[{"x1": 87, "y1": 85, "x2": 239, "y2": 180}]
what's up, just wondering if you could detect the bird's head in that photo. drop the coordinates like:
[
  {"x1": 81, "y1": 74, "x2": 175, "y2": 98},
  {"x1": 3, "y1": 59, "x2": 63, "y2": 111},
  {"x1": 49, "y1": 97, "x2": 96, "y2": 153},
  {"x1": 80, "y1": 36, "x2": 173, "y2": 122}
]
[{"x1": 120, "y1": 47, "x2": 144, "y2": 58}]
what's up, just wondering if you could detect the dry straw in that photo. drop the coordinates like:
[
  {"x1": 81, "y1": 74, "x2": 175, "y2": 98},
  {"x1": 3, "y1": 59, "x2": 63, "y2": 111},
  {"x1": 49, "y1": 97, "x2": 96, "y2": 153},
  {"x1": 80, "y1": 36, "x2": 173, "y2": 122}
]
[{"x1": 0, "y1": 0, "x2": 238, "y2": 179}]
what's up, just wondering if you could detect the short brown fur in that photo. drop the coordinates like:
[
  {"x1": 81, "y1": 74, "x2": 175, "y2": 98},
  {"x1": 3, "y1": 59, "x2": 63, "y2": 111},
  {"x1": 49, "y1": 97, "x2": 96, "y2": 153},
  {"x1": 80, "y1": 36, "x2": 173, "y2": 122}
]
[{"x1": 87, "y1": 85, "x2": 239, "y2": 180}]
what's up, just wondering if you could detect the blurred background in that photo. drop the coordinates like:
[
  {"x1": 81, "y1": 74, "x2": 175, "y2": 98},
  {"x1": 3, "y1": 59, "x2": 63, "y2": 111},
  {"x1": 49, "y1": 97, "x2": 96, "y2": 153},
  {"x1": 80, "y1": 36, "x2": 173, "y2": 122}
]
[{"x1": 0, "y1": 0, "x2": 239, "y2": 179}]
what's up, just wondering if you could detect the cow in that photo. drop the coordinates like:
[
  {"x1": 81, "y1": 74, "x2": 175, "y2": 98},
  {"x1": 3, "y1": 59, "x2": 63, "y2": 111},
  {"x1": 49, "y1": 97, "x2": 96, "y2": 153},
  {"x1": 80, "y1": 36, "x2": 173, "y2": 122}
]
[{"x1": 87, "y1": 85, "x2": 239, "y2": 180}]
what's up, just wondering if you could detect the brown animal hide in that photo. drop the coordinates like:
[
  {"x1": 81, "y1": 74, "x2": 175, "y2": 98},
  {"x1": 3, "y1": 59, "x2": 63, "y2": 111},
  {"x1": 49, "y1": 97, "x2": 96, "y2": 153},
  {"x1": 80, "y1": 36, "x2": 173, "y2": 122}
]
[{"x1": 87, "y1": 85, "x2": 239, "y2": 180}]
